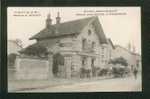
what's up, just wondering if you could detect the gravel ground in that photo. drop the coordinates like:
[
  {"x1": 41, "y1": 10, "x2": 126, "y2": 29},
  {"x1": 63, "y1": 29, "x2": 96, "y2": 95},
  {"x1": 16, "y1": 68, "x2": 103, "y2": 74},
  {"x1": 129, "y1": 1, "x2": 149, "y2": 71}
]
[{"x1": 8, "y1": 73, "x2": 141, "y2": 92}]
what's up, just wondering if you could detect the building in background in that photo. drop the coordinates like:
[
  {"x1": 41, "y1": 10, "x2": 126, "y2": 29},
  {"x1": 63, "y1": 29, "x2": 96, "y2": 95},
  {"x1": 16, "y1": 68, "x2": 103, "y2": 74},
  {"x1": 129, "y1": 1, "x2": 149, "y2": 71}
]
[
  {"x1": 113, "y1": 45, "x2": 141, "y2": 71},
  {"x1": 8, "y1": 39, "x2": 23, "y2": 55}
]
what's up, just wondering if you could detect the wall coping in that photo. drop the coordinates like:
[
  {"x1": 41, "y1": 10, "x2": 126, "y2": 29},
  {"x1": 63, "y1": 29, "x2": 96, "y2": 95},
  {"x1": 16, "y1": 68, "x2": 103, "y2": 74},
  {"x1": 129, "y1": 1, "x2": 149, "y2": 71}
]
[{"x1": 17, "y1": 56, "x2": 48, "y2": 60}]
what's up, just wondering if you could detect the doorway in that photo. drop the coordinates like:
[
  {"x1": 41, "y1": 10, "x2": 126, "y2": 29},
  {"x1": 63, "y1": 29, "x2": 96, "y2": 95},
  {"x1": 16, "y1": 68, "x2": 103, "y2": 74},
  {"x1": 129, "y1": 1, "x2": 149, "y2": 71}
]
[{"x1": 52, "y1": 53, "x2": 65, "y2": 77}]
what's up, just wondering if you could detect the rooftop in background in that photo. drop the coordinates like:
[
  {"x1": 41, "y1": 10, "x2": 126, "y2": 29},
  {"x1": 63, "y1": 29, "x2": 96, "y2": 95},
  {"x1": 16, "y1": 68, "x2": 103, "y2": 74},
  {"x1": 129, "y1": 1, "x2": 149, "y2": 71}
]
[{"x1": 114, "y1": 45, "x2": 141, "y2": 56}]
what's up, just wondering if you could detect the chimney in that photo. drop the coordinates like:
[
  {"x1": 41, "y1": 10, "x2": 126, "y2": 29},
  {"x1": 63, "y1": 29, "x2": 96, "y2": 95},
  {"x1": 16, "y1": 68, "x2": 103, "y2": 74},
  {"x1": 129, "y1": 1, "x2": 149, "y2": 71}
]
[
  {"x1": 46, "y1": 13, "x2": 52, "y2": 28},
  {"x1": 56, "y1": 12, "x2": 61, "y2": 24}
]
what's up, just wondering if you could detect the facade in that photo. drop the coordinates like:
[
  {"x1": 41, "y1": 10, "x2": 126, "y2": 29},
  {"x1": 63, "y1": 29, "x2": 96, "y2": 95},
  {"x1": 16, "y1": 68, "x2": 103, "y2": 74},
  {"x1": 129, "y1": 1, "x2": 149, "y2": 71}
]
[
  {"x1": 107, "y1": 38, "x2": 115, "y2": 60},
  {"x1": 29, "y1": 13, "x2": 115, "y2": 78},
  {"x1": 100, "y1": 38, "x2": 115, "y2": 67}
]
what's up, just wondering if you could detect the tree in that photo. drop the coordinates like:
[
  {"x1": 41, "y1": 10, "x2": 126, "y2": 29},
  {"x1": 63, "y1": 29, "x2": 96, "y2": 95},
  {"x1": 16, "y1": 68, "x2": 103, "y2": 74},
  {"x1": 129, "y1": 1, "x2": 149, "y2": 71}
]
[
  {"x1": 15, "y1": 39, "x2": 23, "y2": 48},
  {"x1": 109, "y1": 57, "x2": 128, "y2": 66},
  {"x1": 20, "y1": 44, "x2": 48, "y2": 58},
  {"x1": 8, "y1": 53, "x2": 17, "y2": 66}
]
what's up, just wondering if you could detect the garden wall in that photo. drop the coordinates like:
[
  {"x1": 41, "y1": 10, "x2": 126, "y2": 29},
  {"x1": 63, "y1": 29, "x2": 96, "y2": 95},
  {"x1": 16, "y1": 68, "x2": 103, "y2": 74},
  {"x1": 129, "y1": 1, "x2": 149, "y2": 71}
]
[{"x1": 15, "y1": 56, "x2": 49, "y2": 80}]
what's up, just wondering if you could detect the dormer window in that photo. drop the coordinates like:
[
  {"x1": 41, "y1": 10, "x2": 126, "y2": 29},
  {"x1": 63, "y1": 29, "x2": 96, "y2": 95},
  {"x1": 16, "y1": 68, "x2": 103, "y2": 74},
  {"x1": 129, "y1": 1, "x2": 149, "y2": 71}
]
[
  {"x1": 88, "y1": 29, "x2": 92, "y2": 35},
  {"x1": 82, "y1": 38, "x2": 87, "y2": 50}
]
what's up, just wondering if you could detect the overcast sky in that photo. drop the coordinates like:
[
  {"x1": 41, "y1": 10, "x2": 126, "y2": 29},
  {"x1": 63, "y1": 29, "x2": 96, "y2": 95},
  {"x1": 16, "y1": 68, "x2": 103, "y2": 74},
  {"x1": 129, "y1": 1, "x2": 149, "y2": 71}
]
[{"x1": 7, "y1": 7, "x2": 141, "y2": 54}]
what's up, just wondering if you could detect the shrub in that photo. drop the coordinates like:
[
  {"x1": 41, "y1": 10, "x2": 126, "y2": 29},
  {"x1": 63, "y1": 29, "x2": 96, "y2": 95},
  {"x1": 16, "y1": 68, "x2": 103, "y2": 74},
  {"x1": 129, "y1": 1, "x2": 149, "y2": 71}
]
[
  {"x1": 109, "y1": 57, "x2": 128, "y2": 66},
  {"x1": 20, "y1": 44, "x2": 48, "y2": 58},
  {"x1": 98, "y1": 68, "x2": 109, "y2": 76},
  {"x1": 80, "y1": 68, "x2": 91, "y2": 78},
  {"x1": 112, "y1": 67, "x2": 130, "y2": 78},
  {"x1": 8, "y1": 53, "x2": 17, "y2": 66}
]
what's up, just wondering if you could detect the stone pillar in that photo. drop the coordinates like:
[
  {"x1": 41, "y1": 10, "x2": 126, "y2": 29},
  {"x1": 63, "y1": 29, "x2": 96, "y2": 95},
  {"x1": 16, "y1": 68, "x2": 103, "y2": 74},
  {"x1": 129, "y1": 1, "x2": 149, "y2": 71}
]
[
  {"x1": 87, "y1": 57, "x2": 92, "y2": 77},
  {"x1": 64, "y1": 55, "x2": 72, "y2": 78},
  {"x1": 71, "y1": 54, "x2": 80, "y2": 78},
  {"x1": 15, "y1": 56, "x2": 21, "y2": 72},
  {"x1": 48, "y1": 53, "x2": 53, "y2": 78}
]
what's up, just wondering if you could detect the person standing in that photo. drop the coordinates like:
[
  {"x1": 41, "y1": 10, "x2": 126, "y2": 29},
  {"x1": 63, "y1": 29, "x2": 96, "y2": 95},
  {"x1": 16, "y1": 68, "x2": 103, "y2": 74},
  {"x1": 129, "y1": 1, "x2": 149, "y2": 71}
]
[{"x1": 133, "y1": 66, "x2": 138, "y2": 79}]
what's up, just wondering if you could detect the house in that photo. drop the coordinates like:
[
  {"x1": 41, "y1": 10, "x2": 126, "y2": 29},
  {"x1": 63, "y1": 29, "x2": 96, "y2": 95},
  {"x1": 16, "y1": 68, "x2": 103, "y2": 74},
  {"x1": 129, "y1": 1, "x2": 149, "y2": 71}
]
[
  {"x1": 29, "y1": 13, "x2": 112, "y2": 78},
  {"x1": 113, "y1": 45, "x2": 141, "y2": 71}
]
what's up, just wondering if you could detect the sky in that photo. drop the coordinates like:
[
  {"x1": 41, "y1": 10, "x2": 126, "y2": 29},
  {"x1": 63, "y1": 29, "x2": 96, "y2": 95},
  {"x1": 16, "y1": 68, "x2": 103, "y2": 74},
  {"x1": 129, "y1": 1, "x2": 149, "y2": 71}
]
[{"x1": 7, "y1": 7, "x2": 141, "y2": 54}]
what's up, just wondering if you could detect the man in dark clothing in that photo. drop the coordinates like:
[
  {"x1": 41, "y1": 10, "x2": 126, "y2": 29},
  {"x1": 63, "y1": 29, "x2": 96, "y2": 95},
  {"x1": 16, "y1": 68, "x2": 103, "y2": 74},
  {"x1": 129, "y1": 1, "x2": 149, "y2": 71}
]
[{"x1": 133, "y1": 67, "x2": 138, "y2": 79}]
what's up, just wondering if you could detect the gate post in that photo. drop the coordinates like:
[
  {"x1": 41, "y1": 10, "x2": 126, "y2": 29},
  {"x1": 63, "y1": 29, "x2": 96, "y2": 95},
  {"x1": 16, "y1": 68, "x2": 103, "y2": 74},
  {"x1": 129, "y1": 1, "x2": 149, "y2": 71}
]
[{"x1": 48, "y1": 52, "x2": 53, "y2": 78}]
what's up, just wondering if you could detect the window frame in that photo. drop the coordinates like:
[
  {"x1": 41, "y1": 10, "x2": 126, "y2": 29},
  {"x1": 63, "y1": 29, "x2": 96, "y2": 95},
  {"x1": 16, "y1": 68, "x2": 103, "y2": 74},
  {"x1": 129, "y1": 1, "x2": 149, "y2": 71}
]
[
  {"x1": 82, "y1": 38, "x2": 87, "y2": 50},
  {"x1": 88, "y1": 29, "x2": 92, "y2": 35}
]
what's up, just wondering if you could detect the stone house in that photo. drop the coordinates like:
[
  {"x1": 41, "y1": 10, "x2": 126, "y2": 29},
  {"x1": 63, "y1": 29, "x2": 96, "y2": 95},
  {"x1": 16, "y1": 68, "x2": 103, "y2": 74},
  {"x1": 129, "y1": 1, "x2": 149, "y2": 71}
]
[{"x1": 29, "y1": 13, "x2": 111, "y2": 78}]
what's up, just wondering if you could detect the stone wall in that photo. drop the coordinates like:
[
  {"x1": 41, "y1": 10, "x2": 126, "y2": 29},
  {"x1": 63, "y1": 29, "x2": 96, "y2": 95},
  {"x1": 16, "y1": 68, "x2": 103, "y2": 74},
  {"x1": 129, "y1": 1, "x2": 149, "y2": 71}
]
[
  {"x1": 14, "y1": 57, "x2": 49, "y2": 80},
  {"x1": 8, "y1": 68, "x2": 16, "y2": 80}
]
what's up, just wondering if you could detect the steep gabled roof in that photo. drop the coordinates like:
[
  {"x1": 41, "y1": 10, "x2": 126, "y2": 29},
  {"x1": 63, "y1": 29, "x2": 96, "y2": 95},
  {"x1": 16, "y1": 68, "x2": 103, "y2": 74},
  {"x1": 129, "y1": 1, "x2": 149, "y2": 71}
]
[
  {"x1": 29, "y1": 16, "x2": 108, "y2": 44},
  {"x1": 107, "y1": 38, "x2": 115, "y2": 49}
]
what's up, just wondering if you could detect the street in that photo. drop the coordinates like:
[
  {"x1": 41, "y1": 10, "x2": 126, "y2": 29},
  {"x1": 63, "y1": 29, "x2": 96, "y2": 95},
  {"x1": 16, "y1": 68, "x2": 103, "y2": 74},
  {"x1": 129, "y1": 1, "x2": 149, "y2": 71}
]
[{"x1": 17, "y1": 74, "x2": 141, "y2": 92}]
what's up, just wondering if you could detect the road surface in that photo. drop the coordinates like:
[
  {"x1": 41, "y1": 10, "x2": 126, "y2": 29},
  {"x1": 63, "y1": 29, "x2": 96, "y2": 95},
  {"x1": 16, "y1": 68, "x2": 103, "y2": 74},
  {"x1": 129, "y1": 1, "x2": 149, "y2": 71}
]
[{"x1": 19, "y1": 75, "x2": 142, "y2": 92}]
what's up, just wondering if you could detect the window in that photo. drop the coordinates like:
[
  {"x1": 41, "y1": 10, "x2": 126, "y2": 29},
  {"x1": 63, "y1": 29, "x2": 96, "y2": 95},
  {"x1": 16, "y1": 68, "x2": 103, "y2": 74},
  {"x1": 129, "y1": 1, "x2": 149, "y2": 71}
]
[
  {"x1": 102, "y1": 47, "x2": 104, "y2": 50},
  {"x1": 59, "y1": 43, "x2": 63, "y2": 47},
  {"x1": 91, "y1": 58, "x2": 95, "y2": 66},
  {"x1": 71, "y1": 65, "x2": 75, "y2": 71},
  {"x1": 82, "y1": 38, "x2": 87, "y2": 50},
  {"x1": 82, "y1": 57, "x2": 87, "y2": 66},
  {"x1": 88, "y1": 29, "x2": 92, "y2": 35},
  {"x1": 56, "y1": 40, "x2": 60, "y2": 43},
  {"x1": 101, "y1": 47, "x2": 104, "y2": 54},
  {"x1": 92, "y1": 41, "x2": 96, "y2": 49}
]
